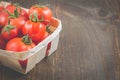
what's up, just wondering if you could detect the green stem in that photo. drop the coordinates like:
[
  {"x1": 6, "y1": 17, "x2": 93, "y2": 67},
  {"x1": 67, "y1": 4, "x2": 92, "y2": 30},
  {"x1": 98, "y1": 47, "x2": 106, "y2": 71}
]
[
  {"x1": 30, "y1": 13, "x2": 44, "y2": 22},
  {"x1": 3, "y1": 25, "x2": 15, "y2": 35},
  {"x1": 8, "y1": 3, "x2": 21, "y2": 18},
  {"x1": 22, "y1": 34, "x2": 32, "y2": 45}
]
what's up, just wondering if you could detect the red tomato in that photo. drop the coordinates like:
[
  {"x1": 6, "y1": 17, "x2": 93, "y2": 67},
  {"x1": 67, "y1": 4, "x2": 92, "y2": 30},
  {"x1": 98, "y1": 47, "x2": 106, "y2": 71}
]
[
  {"x1": 10, "y1": 17, "x2": 26, "y2": 29},
  {"x1": 28, "y1": 5, "x2": 52, "y2": 22},
  {"x1": 0, "y1": 11, "x2": 9, "y2": 27},
  {"x1": 0, "y1": 6, "x2": 4, "y2": 12},
  {"x1": 0, "y1": 34, "x2": 6, "y2": 49},
  {"x1": 6, "y1": 4, "x2": 28, "y2": 19},
  {"x1": 1, "y1": 24, "x2": 18, "y2": 40},
  {"x1": 19, "y1": 9, "x2": 29, "y2": 20},
  {"x1": 6, "y1": 36, "x2": 36, "y2": 52},
  {"x1": 0, "y1": 6, "x2": 5, "y2": 30},
  {"x1": 41, "y1": 31, "x2": 49, "y2": 41},
  {"x1": 10, "y1": 17, "x2": 26, "y2": 37},
  {"x1": 35, "y1": 31, "x2": 49, "y2": 44},
  {"x1": 22, "y1": 20, "x2": 46, "y2": 42}
]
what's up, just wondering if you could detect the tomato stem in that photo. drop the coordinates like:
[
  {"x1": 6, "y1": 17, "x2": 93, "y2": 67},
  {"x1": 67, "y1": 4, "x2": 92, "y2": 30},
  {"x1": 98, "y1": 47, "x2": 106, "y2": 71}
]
[
  {"x1": 30, "y1": 13, "x2": 44, "y2": 22},
  {"x1": 2, "y1": 24, "x2": 15, "y2": 35},
  {"x1": 14, "y1": 7, "x2": 19, "y2": 17},
  {"x1": 22, "y1": 34, "x2": 32, "y2": 45},
  {"x1": 7, "y1": 3, "x2": 21, "y2": 18}
]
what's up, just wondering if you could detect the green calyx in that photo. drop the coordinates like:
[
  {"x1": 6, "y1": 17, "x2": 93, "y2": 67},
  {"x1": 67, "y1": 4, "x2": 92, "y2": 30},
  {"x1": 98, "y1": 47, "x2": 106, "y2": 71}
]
[
  {"x1": 3, "y1": 25, "x2": 15, "y2": 35},
  {"x1": 7, "y1": 3, "x2": 21, "y2": 18},
  {"x1": 22, "y1": 34, "x2": 32, "y2": 45},
  {"x1": 9, "y1": 7, "x2": 21, "y2": 18},
  {"x1": 30, "y1": 13, "x2": 44, "y2": 22}
]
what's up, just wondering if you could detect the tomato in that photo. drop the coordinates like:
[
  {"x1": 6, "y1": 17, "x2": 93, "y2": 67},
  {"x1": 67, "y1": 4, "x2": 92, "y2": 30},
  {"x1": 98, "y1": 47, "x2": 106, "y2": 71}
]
[
  {"x1": 35, "y1": 31, "x2": 49, "y2": 44},
  {"x1": 6, "y1": 35, "x2": 36, "y2": 52},
  {"x1": 28, "y1": 5, "x2": 52, "y2": 22},
  {"x1": 0, "y1": 34, "x2": 6, "y2": 49},
  {"x1": 6, "y1": 4, "x2": 28, "y2": 19},
  {"x1": 22, "y1": 20, "x2": 46, "y2": 42},
  {"x1": 0, "y1": 6, "x2": 4, "y2": 12},
  {"x1": 20, "y1": 9, "x2": 28, "y2": 19},
  {"x1": 41, "y1": 31, "x2": 49, "y2": 41},
  {"x1": 10, "y1": 17, "x2": 26, "y2": 29},
  {"x1": 1, "y1": 24, "x2": 18, "y2": 40},
  {"x1": 0, "y1": 11, "x2": 9, "y2": 27},
  {"x1": 6, "y1": 4, "x2": 16, "y2": 14},
  {"x1": 9, "y1": 16, "x2": 26, "y2": 37},
  {"x1": 0, "y1": 6, "x2": 5, "y2": 32},
  {"x1": 6, "y1": 4, "x2": 27, "y2": 37}
]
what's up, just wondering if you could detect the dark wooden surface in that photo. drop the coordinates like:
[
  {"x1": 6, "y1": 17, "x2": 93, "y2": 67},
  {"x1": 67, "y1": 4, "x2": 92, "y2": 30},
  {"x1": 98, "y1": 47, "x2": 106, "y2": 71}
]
[{"x1": 1, "y1": 0, "x2": 120, "y2": 80}]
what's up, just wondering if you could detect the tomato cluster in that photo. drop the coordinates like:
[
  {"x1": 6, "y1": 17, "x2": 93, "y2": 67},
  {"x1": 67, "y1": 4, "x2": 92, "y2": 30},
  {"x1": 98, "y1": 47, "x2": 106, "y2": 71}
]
[{"x1": 0, "y1": 3, "x2": 53, "y2": 52}]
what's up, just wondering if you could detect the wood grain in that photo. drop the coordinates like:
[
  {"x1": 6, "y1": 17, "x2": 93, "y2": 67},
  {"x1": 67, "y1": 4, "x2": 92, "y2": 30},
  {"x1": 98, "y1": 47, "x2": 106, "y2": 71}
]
[{"x1": 1, "y1": 0, "x2": 120, "y2": 80}]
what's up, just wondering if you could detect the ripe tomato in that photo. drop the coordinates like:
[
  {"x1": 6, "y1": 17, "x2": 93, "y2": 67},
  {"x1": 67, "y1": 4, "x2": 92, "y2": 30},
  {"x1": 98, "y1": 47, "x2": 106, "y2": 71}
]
[
  {"x1": 19, "y1": 9, "x2": 29, "y2": 20},
  {"x1": 6, "y1": 35, "x2": 36, "y2": 52},
  {"x1": 0, "y1": 34, "x2": 6, "y2": 49},
  {"x1": 28, "y1": 5, "x2": 52, "y2": 22},
  {"x1": 0, "y1": 11, "x2": 9, "y2": 27},
  {"x1": 1, "y1": 24, "x2": 18, "y2": 40},
  {"x1": 41, "y1": 31, "x2": 49, "y2": 41},
  {"x1": 9, "y1": 17, "x2": 26, "y2": 37},
  {"x1": 6, "y1": 4, "x2": 16, "y2": 14},
  {"x1": 35, "y1": 31, "x2": 49, "y2": 44},
  {"x1": 10, "y1": 17, "x2": 26, "y2": 29},
  {"x1": 0, "y1": 6, "x2": 4, "y2": 12},
  {"x1": 22, "y1": 20, "x2": 46, "y2": 42},
  {"x1": 6, "y1": 4, "x2": 28, "y2": 19}
]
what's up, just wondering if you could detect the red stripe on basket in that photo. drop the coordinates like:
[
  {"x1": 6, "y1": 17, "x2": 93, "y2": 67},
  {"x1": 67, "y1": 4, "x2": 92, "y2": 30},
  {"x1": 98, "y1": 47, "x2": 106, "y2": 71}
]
[
  {"x1": 18, "y1": 59, "x2": 28, "y2": 70},
  {"x1": 46, "y1": 42, "x2": 52, "y2": 56}
]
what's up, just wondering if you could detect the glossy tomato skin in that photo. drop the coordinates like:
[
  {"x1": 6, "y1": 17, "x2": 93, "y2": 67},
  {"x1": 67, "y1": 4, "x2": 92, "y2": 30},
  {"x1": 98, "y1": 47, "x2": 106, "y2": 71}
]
[
  {"x1": 28, "y1": 6, "x2": 52, "y2": 22},
  {"x1": 10, "y1": 17, "x2": 26, "y2": 37},
  {"x1": 0, "y1": 11, "x2": 9, "y2": 27},
  {"x1": 6, "y1": 4, "x2": 16, "y2": 14},
  {"x1": 0, "y1": 6, "x2": 4, "y2": 12},
  {"x1": 41, "y1": 31, "x2": 49, "y2": 41},
  {"x1": 10, "y1": 17, "x2": 26, "y2": 29},
  {"x1": 36, "y1": 31, "x2": 49, "y2": 44},
  {"x1": 22, "y1": 20, "x2": 46, "y2": 42},
  {"x1": 0, "y1": 34, "x2": 6, "y2": 49},
  {"x1": 1, "y1": 25, "x2": 18, "y2": 40},
  {"x1": 6, "y1": 38, "x2": 36, "y2": 52}
]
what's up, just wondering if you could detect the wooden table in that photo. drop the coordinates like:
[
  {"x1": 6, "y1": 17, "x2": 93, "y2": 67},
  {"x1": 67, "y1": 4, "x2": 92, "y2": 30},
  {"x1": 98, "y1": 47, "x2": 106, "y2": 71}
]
[{"x1": 1, "y1": 0, "x2": 120, "y2": 80}]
